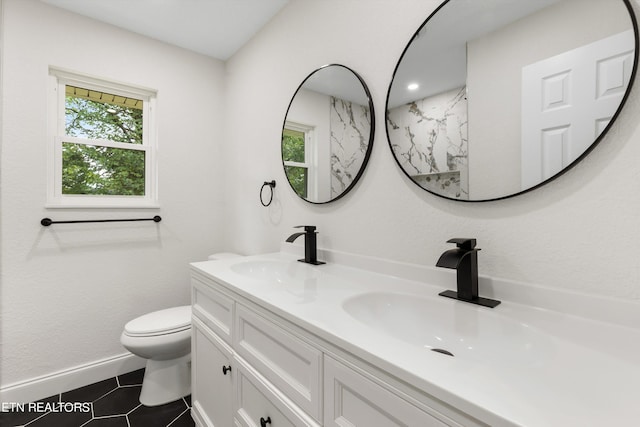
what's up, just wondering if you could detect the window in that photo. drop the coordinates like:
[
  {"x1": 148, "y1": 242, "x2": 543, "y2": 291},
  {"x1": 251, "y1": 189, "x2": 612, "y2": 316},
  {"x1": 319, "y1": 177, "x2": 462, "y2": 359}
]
[
  {"x1": 282, "y1": 123, "x2": 313, "y2": 198},
  {"x1": 48, "y1": 68, "x2": 158, "y2": 208}
]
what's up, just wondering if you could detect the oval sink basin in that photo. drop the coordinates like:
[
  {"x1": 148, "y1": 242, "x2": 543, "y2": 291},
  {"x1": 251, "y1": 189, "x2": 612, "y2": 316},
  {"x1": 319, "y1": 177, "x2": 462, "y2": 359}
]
[
  {"x1": 230, "y1": 260, "x2": 325, "y2": 303},
  {"x1": 230, "y1": 260, "x2": 320, "y2": 283},
  {"x1": 342, "y1": 292, "x2": 554, "y2": 365}
]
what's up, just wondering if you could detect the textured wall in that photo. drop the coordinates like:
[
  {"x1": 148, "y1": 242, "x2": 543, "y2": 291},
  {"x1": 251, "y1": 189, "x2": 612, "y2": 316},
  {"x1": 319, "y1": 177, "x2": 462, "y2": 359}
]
[
  {"x1": 0, "y1": 0, "x2": 226, "y2": 387},
  {"x1": 223, "y1": 0, "x2": 640, "y2": 300}
]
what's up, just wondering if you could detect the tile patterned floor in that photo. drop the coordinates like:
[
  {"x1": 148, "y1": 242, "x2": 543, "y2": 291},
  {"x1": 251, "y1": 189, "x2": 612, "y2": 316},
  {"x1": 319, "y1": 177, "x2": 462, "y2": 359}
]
[{"x1": 0, "y1": 369, "x2": 195, "y2": 427}]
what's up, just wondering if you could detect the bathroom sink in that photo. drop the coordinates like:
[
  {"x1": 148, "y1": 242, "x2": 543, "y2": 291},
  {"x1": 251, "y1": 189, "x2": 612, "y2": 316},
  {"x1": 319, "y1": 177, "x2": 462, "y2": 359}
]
[
  {"x1": 230, "y1": 260, "x2": 320, "y2": 283},
  {"x1": 342, "y1": 292, "x2": 553, "y2": 365},
  {"x1": 230, "y1": 260, "x2": 325, "y2": 303}
]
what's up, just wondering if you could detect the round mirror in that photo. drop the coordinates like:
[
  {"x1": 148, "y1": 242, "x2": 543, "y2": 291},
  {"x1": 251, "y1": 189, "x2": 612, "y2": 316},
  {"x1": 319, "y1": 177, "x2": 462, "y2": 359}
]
[
  {"x1": 386, "y1": 0, "x2": 638, "y2": 201},
  {"x1": 282, "y1": 64, "x2": 375, "y2": 204}
]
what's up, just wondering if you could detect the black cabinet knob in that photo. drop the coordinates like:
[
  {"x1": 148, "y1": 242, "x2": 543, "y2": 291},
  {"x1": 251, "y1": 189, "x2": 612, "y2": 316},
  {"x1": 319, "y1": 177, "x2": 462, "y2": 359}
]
[
  {"x1": 222, "y1": 365, "x2": 231, "y2": 375},
  {"x1": 260, "y1": 416, "x2": 271, "y2": 427}
]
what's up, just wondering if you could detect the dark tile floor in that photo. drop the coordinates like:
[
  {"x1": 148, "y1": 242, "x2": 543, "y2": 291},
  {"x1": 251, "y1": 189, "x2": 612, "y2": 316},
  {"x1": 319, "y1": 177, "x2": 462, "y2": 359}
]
[{"x1": 0, "y1": 369, "x2": 195, "y2": 427}]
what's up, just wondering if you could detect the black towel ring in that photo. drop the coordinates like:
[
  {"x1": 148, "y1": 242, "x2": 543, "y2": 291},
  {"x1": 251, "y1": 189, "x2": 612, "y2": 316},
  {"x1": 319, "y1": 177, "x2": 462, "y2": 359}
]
[{"x1": 260, "y1": 180, "x2": 276, "y2": 207}]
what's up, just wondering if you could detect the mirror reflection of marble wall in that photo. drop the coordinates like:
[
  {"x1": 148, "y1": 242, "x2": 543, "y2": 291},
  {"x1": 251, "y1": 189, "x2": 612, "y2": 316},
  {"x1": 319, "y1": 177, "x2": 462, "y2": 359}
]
[
  {"x1": 387, "y1": 86, "x2": 468, "y2": 199},
  {"x1": 283, "y1": 64, "x2": 374, "y2": 204},
  {"x1": 386, "y1": 0, "x2": 637, "y2": 201},
  {"x1": 329, "y1": 97, "x2": 372, "y2": 198}
]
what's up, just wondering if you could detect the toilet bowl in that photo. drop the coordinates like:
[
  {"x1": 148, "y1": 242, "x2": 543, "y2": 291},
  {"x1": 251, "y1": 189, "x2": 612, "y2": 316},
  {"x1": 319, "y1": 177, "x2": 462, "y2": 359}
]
[
  {"x1": 121, "y1": 253, "x2": 241, "y2": 406},
  {"x1": 120, "y1": 305, "x2": 192, "y2": 406}
]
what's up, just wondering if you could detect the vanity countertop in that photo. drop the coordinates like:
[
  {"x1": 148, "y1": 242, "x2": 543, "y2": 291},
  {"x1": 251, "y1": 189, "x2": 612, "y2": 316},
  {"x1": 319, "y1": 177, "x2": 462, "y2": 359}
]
[{"x1": 190, "y1": 249, "x2": 640, "y2": 427}]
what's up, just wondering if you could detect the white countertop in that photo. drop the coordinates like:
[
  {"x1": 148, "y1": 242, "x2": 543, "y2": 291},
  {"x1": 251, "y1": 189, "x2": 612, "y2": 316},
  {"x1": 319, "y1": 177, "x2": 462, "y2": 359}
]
[{"x1": 191, "y1": 247, "x2": 640, "y2": 427}]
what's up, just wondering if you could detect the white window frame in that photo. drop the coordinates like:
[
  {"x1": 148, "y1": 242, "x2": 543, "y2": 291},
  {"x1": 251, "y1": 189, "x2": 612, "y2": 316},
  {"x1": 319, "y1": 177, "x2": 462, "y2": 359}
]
[
  {"x1": 283, "y1": 121, "x2": 317, "y2": 199},
  {"x1": 47, "y1": 67, "x2": 159, "y2": 208}
]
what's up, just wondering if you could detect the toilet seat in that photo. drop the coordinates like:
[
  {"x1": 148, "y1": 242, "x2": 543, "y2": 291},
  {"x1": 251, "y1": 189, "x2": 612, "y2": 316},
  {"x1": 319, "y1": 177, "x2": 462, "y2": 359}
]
[{"x1": 124, "y1": 305, "x2": 191, "y2": 337}]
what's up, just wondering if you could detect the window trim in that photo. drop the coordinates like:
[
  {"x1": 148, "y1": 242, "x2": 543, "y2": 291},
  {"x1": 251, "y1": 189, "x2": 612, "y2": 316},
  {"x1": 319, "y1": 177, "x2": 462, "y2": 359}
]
[
  {"x1": 283, "y1": 121, "x2": 316, "y2": 199},
  {"x1": 47, "y1": 67, "x2": 159, "y2": 208}
]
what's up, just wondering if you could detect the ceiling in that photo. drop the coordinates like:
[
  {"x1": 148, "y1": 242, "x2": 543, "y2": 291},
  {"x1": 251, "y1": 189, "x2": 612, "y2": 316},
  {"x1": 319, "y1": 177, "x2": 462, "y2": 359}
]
[
  {"x1": 388, "y1": 0, "x2": 561, "y2": 108},
  {"x1": 302, "y1": 65, "x2": 371, "y2": 106},
  {"x1": 39, "y1": 0, "x2": 289, "y2": 60}
]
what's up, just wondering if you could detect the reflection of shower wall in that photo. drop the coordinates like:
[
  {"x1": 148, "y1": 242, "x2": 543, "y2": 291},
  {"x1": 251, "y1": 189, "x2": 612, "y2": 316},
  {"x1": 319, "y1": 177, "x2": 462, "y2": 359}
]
[
  {"x1": 330, "y1": 96, "x2": 371, "y2": 197},
  {"x1": 387, "y1": 87, "x2": 468, "y2": 199}
]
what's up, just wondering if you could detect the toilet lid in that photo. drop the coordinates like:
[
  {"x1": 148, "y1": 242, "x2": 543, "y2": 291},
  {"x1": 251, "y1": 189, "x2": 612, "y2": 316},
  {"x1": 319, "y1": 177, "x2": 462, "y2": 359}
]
[{"x1": 124, "y1": 306, "x2": 191, "y2": 337}]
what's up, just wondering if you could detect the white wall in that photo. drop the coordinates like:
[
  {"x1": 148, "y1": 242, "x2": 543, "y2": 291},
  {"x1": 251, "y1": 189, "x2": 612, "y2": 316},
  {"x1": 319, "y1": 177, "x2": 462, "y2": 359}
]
[
  {"x1": 223, "y1": 0, "x2": 640, "y2": 301},
  {"x1": 0, "y1": 0, "x2": 226, "y2": 390}
]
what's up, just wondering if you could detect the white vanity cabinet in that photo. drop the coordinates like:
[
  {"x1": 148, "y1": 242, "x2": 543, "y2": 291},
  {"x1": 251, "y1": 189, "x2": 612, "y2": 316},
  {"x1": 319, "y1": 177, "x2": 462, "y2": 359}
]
[
  {"x1": 191, "y1": 270, "x2": 480, "y2": 427},
  {"x1": 192, "y1": 273, "x2": 320, "y2": 427}
]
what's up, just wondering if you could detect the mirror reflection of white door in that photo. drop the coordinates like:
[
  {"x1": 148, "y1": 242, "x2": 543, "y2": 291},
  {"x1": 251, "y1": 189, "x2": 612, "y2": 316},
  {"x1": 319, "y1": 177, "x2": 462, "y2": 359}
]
[{"x1": 521, "y1": 30, "x2": 634, "y2": 189}]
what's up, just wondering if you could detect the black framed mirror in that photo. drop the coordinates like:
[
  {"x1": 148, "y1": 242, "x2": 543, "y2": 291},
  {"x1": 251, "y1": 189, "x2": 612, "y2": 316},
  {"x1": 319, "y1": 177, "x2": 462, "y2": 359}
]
[
  {"x1": 282, "y1": 64, "x2": 375, "y2": 204},
  {"x1": 386, "y1": 0, "x2": 638, "y2": 201}
]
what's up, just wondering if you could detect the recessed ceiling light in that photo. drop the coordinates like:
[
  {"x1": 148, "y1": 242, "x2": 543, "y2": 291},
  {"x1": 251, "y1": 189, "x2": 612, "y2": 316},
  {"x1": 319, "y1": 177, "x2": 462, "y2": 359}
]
[{"x1": 407, "y1": 83, "x2": 419, "y2": 91}]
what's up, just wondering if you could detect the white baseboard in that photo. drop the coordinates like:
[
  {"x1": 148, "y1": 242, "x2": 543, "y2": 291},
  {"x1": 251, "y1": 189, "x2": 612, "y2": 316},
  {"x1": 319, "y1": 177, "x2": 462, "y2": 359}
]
[{"x1": 0, "y1": 353, "x2": 146, "y2": 404}]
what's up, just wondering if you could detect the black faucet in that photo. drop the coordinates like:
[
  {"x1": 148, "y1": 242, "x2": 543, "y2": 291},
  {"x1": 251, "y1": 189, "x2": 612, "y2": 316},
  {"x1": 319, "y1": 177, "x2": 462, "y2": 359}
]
[
  {"x1": 285, "y1": 225, "x2": 325, "y2": 265},
  {"x1": 436, "y1": 238, "x2": 500, "y2": 308}
]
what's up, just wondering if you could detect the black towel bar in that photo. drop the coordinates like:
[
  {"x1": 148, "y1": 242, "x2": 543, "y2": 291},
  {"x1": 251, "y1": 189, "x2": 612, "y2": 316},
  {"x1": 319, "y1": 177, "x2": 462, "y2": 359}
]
[{"x1": 40, "y1": 216, "x2": 161, "y2": 226}]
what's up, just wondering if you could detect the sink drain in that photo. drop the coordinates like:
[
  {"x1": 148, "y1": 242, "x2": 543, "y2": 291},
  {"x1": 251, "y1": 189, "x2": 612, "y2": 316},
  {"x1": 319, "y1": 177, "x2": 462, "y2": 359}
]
[{"x1": 431, "y1": 348, "x2": 454, "y2": 357}]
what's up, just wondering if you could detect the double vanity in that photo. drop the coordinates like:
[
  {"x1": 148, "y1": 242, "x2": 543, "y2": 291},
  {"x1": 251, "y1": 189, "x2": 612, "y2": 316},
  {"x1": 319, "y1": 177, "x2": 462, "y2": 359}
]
[
  {"x1": 189, "y1": 1, "x2": 640, "y2": 425},
  {"x1": 189, "y1": 245, "x2": 640, "y2": 427}
]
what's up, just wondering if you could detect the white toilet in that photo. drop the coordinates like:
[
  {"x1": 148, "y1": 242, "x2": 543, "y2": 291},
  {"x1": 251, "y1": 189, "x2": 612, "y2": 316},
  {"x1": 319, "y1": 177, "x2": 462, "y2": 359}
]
[
  {"x1": 121, "y1": 253, "x2": 240, "y2": 406},
  {"x1": 121, "y1": 305, "x2": 192, "y2": 406}
]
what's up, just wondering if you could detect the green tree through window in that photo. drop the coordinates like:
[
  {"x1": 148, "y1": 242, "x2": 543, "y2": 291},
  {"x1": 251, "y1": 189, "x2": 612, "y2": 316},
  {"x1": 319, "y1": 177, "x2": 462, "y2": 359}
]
[
  {"x1": 282, "y1": 128, "x2": 308, "y2": 198},
  {"x1": 63, "y1": 87, "x2": 145, "y2": 195}
]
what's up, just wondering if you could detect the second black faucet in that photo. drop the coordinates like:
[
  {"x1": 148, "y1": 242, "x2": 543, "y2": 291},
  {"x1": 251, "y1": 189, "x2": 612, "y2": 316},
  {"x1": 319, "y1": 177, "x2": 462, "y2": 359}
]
[
  {"x1": 285, "y1": 225, "x2": 325, "y2": 265},
  {"x1": 436, "y1": 238, "x2": 500, "y2": 308}
]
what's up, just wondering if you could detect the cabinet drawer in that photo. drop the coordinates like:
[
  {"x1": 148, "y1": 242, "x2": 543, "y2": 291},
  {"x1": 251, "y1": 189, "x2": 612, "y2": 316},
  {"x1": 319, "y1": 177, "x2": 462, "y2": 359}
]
[
  {"x1": 192, "y1": 276, "x2": 234, "y2": 344},
  {"x1": 192, "y1": 317, "x2": 234, "y2": 427},
  {"x1": 234, "y1": 358, "x2": 319, "y2": 427},
  {"x1": 235, "y1": 303, "x2": 322, "y2": 421},
  {"x1": 324, "y1": 356, "x2": 449, "y2": 427}
]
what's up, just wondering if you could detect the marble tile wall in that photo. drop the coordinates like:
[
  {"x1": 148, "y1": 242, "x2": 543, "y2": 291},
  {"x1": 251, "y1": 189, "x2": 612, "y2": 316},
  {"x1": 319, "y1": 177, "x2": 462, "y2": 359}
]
[
  {"x1": 329, "y1": 97, "x2": 371, "y2": 198},
  {"x1": 387, "y1": 86, "x2": 469, "y2": 199}
]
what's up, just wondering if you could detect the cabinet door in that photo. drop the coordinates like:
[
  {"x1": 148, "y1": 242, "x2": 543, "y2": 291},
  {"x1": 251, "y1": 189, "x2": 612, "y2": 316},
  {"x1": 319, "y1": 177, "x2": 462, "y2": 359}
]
[
  {"x1": 235, "y1": 303, "x2": 322, "y2": 420},
  {"x1": 324, "y1": 356, "x2": 449, "y2": 427},
  {"x1": 192, "y1": 316, "x2": 234, "y2": 427},
  {"x1": 234, "y1": 357, "x2": 320, "y2": 427}
]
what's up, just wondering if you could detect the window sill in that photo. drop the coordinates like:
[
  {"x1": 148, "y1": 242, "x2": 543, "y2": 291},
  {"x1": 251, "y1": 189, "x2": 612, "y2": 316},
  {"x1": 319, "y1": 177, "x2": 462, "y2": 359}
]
[{"x1": 45, "y1": 199, "x2": 160, "y2": 209}]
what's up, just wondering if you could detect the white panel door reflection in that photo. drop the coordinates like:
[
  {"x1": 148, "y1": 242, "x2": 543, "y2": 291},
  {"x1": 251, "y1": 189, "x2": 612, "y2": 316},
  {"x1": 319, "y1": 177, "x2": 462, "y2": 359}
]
[{"x1": 521, "y1": 30, "x2": 634, "y2": 189}]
